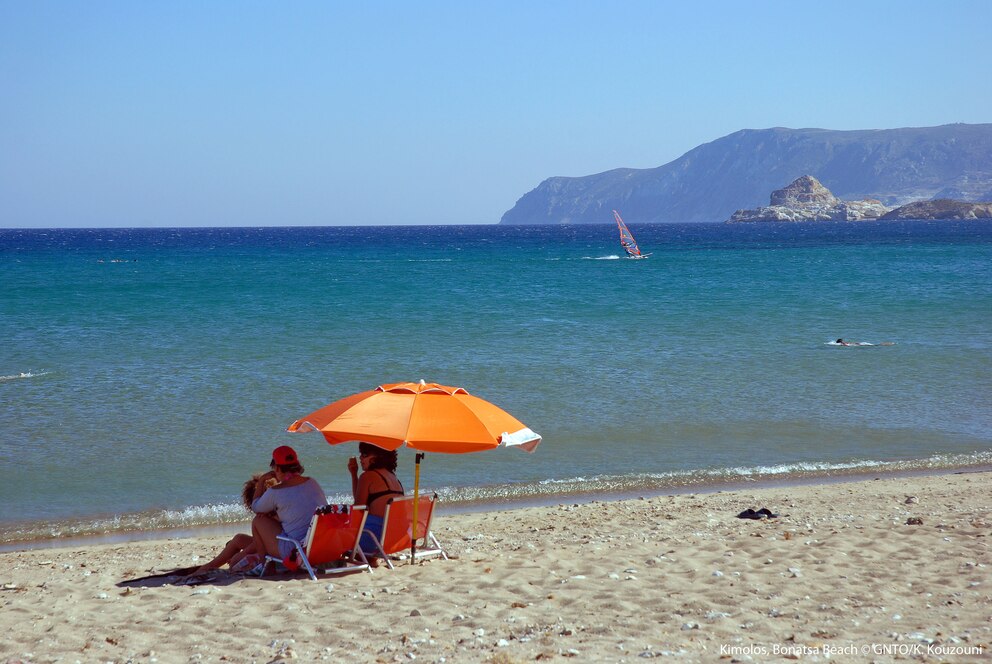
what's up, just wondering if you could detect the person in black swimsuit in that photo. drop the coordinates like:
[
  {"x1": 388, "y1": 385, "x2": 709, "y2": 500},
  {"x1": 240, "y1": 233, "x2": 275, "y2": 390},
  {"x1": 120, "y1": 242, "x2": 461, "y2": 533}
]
[{"x1": 348, "y1": 442, "x2": 405, "y2": 557}]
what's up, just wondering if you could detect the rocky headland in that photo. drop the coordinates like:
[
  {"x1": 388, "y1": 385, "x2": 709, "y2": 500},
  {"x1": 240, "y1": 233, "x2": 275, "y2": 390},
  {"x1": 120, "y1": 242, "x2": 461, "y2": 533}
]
[
  {"x1": 727, "y1": 176, "x2": 992, "y2": 222},
  {"x1": 879, "y1": 199, "x2": 992, "y2": 220},
  {"x1": 727, "y1": 176, "x2": 891, "y2": 222}
]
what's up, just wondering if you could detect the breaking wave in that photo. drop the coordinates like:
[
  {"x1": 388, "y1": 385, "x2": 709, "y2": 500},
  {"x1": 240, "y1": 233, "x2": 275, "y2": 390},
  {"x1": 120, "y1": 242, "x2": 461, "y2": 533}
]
[{"x1": 2, "y1": 450, "x2": 989, "y2": 548}]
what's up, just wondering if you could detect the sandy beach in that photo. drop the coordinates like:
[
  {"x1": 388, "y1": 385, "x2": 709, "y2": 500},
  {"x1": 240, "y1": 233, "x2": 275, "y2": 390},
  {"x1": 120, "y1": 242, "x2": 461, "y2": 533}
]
[{"x1": 1, "y1": 471, "x2": 989, "y2": 663}]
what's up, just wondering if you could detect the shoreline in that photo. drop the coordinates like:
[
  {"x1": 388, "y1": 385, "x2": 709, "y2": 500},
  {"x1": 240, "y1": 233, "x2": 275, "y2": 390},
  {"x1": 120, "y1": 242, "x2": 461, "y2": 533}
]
[
  {"x1": 1, "y1": 470, "x2": 989, "y2": 662},
  {"x1": 4, "y1": 462, "x2": 989, "y2": 554}
]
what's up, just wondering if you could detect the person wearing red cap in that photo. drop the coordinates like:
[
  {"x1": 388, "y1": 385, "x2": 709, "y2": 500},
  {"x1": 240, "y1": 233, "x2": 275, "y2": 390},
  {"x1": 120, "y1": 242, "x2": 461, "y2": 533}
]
[{"x1": 249, "y1": 445, "x2": 327, "y2": 568}]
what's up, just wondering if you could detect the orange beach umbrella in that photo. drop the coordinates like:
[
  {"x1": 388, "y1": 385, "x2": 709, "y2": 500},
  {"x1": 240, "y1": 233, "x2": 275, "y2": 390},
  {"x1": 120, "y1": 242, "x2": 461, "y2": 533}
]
[
  {"x1": 287, "y1": 380, "x2": 541, "y2": 560},
  {"x1": 287, "y1": 380, "x2": 542, "y2": 454}
]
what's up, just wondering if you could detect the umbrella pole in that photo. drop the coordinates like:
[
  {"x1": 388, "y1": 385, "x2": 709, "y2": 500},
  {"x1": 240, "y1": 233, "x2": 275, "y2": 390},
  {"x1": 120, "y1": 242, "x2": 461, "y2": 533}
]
[{"x1": 411, "y1": 453, "x2": 424, "y2": 565}]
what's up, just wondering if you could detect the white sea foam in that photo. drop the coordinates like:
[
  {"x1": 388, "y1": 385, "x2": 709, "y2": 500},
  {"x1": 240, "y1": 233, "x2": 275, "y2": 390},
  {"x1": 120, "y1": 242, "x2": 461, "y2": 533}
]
[
  {"x1": 3, "y1": 451, "x2": 990, "y2": 546},
  {"x1": 583, "y1": 255, "x2": 621, "y2": 260},
  {"x1": 709, "y1": 459, "x2": 890, "y2": 476},
  {"x1": 429, "y1": 450, "x2": 992, "y2": 508},
  {"x1": 0, "y1": 371, "x2": 51, "y2": 382}
]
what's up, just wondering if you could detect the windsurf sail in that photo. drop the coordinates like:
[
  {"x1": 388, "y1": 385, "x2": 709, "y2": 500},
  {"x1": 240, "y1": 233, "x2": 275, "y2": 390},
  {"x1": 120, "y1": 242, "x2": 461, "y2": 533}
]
[{"x1": 613, "y1": 210, "x2": 647, "y2": 259}]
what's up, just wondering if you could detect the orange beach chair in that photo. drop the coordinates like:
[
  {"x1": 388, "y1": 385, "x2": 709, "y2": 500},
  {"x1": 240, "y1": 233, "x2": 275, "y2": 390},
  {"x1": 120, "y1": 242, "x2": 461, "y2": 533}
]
[
  {"x1": 262, "y1": 504, "x2": 371, "y2": 580},
  {"x1": 363, "y1": 493, "x2": 448, "y2": 569}
]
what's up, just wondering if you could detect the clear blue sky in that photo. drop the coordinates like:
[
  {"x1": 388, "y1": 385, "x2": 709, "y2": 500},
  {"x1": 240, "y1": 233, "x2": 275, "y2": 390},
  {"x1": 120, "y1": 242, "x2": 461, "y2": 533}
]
[{"x1": 2, "y1": 0, "x2": 990, "y2": 227}]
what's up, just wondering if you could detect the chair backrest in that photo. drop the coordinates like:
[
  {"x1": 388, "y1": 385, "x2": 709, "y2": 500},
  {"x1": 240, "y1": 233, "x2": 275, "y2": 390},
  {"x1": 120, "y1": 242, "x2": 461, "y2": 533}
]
[
  {"x1": 304, "y1": 504, "x2": 368, "y2": 566},
  {"x1": 378, "y1": 494, "x2": 437, "y2": 556}
]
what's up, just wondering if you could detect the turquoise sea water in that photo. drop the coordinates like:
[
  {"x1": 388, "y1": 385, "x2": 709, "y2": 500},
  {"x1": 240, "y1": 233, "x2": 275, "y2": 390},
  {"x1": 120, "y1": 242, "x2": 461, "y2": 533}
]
[{"x1": 1, "y1": 221, "x2": 991, "y2": 544}]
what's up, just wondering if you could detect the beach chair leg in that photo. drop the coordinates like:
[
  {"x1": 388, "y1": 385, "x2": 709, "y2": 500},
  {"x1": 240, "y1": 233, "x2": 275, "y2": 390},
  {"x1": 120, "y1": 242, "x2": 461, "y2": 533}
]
[
  {"x1": 374, "y1": 539, "x2": 392, "y2": 570},
  {"x1": 292, "y1": 541, "x2": 318, "y2": 582},
  {"x1": 273, "y1": 536, "x2": 317, "y2": 580},
  {"x1": 429, "y1": 532, "x2": 449, "y2": 560},
  {"x1": 362, "y1": 529, "x2": 393, "y2": 569},
  {"x1": 353, "y1": 547, "x2": 372, "y2": 574}
]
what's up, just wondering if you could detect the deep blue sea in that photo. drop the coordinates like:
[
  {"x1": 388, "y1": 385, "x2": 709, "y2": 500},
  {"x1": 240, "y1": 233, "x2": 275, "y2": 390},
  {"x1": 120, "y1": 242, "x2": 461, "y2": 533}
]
[{"x1": 2, "y1": 221, "x2": 991, "y2": 545}]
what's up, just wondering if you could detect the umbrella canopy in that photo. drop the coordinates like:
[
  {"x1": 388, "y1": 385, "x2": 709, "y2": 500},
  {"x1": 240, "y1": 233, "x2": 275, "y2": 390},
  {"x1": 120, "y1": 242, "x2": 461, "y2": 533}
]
[{"x1": 287, "y1": 381, "x2": 542, "y2": 454}]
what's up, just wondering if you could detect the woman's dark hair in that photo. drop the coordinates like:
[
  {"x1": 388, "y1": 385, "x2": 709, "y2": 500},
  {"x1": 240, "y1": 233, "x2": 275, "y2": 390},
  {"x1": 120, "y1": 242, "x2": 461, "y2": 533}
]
[
  {"x1": 359, "y1": 442, "x2": 398, "y2": 472},
  {"x1": 242, "y1": 474, "x2": 262, "y2": 511},
  {"x1": 269, "y1": 460, "x2": 305, "y2": 475}
]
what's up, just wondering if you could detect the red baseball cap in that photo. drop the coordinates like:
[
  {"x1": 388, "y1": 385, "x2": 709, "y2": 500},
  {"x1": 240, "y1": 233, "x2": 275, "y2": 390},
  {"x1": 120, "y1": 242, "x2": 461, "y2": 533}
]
[{"x1": 271, "y1": 445, "x2": 298, "y2": 466}]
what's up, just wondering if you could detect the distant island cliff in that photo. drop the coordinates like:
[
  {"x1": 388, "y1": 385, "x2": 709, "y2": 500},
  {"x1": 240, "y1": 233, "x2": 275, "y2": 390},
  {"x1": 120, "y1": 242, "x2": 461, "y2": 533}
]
[
  {"x1": 500, "y1": 123, "x2": 992, "y2": 224},
  {"x1": 728, "y1": 176, "x2": 992, "y2": 222},
  {"x1": 727, "y1": 176, "x2": 890, "y2": 222}
]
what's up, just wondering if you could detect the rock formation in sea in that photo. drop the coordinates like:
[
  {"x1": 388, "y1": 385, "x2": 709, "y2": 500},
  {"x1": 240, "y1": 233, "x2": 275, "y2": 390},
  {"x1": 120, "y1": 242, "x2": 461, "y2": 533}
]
[
  {"x1": 499, "y1": 123, "x2": 992, "y2": 224},
  {"x1": 726, "y1": 176, "x2": 892, "y2": 222},
  {"x1": 879, "y1": 199, "x2": 992, "y2": 220}
]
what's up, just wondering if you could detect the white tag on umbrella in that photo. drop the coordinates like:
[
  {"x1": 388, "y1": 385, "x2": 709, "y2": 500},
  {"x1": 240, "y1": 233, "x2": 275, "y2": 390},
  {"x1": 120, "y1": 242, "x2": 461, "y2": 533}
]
[{"x1": 499, "y1": 428, "x2": 542, "y2": 452}]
